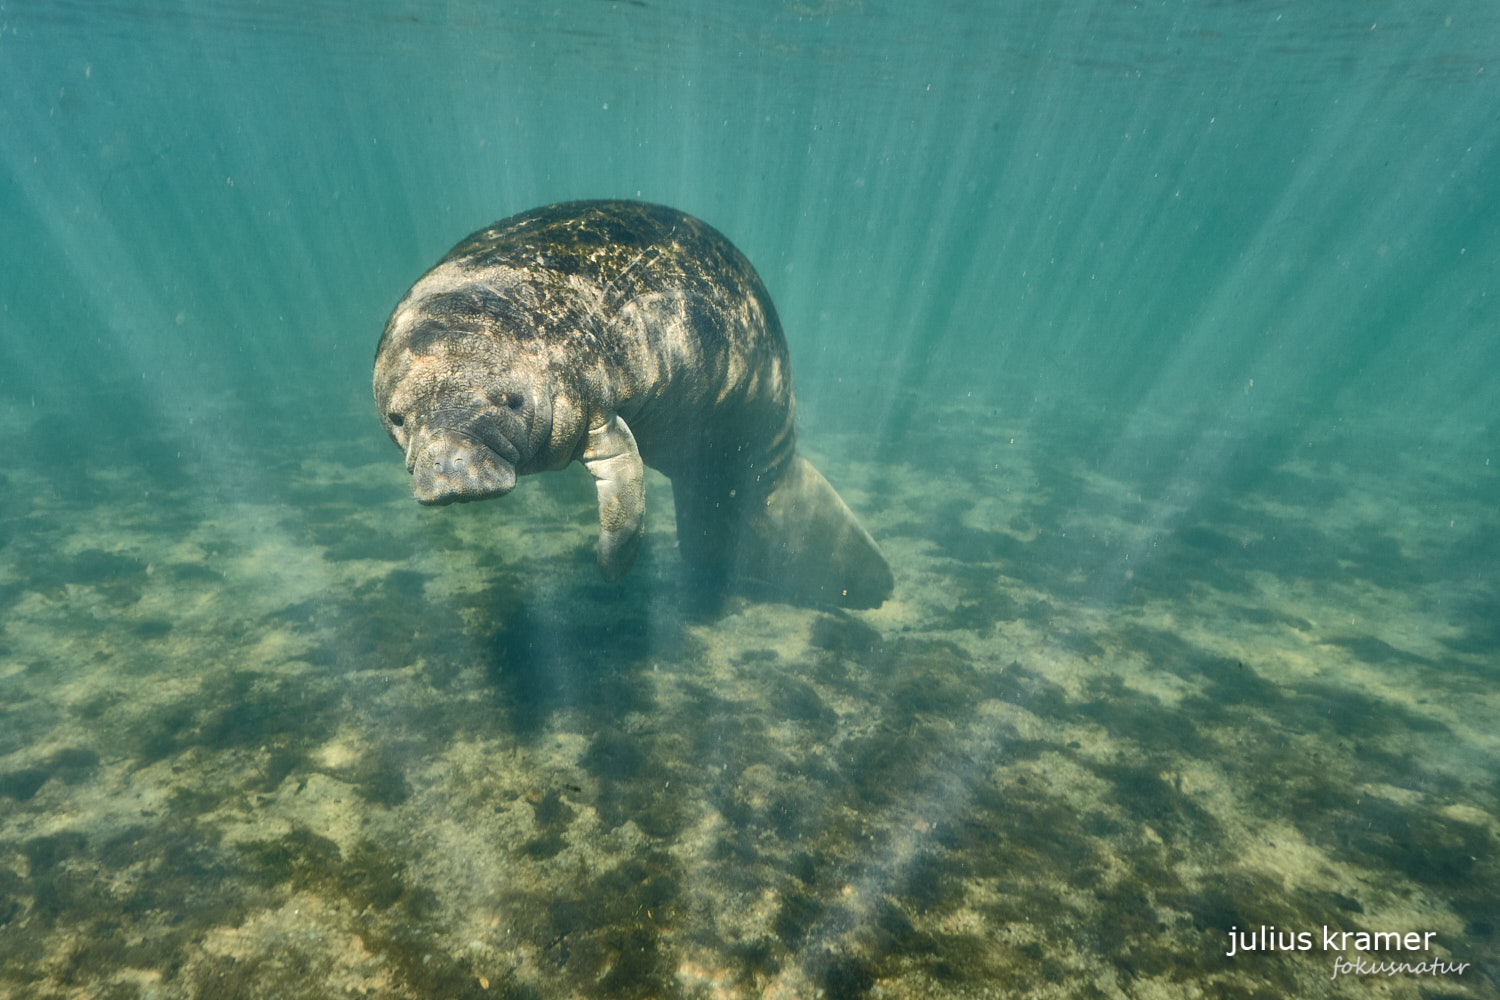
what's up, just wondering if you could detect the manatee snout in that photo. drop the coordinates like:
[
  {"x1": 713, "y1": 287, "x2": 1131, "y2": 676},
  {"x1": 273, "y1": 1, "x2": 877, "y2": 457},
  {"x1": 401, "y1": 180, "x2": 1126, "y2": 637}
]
[{"x1": 408, "y1": 428, "x2": 517, "y2": 505}]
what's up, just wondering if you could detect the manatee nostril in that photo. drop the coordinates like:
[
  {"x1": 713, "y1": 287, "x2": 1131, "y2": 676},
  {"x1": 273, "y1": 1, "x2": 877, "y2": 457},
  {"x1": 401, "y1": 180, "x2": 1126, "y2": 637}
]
[{"x1": 387, "y1": 411, "x2": 405, "y2": 427}]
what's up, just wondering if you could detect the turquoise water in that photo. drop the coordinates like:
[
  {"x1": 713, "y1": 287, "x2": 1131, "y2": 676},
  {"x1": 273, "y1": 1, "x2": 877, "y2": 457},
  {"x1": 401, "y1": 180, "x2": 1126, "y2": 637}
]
[{"x1": 1, "y1": 2, "x2": 1497, "y2": 998}]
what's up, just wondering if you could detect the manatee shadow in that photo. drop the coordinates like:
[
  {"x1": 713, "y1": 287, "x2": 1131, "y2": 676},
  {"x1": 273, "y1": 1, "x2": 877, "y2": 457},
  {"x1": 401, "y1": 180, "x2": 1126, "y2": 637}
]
[
  {"x1": 1442, "y1": 584, "x2": 1500, "y2": 666},
  {"x1": 478, "y1": 555, "x2": 695, "y2": 741}
]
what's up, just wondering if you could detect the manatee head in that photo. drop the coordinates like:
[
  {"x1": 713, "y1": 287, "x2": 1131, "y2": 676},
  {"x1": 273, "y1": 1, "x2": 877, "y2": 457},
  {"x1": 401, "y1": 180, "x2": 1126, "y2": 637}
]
[{"x1": 373, "y1": 269, "x2": 561, "y2": 506}]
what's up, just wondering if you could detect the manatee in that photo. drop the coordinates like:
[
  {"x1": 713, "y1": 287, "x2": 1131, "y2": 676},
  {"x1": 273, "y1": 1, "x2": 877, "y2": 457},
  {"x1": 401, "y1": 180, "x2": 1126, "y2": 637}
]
[{"x1": 373, "y1": 200, "x2": 894, "y2": 609}]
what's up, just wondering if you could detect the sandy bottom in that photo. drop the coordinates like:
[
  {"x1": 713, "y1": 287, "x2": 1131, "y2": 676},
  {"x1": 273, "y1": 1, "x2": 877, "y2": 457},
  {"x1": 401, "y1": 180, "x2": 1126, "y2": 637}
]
[{"x1": 0, "y1": 392, "x2": 1496, "y2": 999}]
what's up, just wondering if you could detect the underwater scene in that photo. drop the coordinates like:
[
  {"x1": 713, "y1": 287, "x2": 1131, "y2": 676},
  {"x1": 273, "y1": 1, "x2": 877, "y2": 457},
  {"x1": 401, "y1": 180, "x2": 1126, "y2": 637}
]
[{"x1": 1, "y1": 2, "x2": 1497, "y2": 998}]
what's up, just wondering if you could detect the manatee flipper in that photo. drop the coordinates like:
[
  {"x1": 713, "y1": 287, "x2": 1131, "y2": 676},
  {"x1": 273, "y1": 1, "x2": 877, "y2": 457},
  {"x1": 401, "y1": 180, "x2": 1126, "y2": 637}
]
[
  {"x1": 672, "y1": 454, "x2": 893, "y2": 609},
  {"x1": 581, "y1": 416, "x2": 645, "y2": 581}
]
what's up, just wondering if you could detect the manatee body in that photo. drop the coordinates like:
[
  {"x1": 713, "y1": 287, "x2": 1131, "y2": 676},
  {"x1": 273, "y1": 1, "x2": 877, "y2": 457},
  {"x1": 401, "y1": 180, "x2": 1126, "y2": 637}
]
[{"x1": 373, "y1": 200, "x2": 893, "y2": 608}]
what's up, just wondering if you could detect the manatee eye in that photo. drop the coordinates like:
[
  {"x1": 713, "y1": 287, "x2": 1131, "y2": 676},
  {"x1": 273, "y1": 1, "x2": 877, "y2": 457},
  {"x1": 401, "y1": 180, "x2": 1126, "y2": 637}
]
[
  {"x1": 497, "y1": 392, "x2": 524, "y2": 411},
  {"x1": 387, "y1": 412, "x2": 405, "y2": 427}
]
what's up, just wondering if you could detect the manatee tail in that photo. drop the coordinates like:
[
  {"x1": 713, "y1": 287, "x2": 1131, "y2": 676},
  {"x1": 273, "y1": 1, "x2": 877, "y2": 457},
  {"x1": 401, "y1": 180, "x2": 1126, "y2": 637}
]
[{"x1": 672, "y1": 453, "x2": 894, "y2": 609}]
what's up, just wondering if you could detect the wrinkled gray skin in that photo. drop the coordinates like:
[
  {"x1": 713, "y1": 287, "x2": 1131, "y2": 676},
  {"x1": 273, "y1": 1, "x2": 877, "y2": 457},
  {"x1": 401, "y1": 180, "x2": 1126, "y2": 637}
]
[{"x1": 374, "y1": 200, "x2": 893, "y2": 608}]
